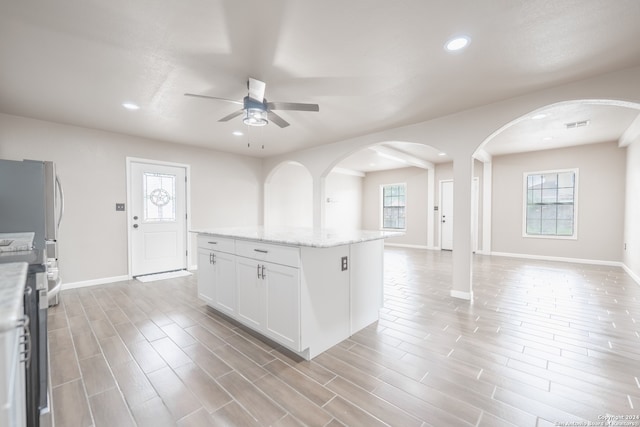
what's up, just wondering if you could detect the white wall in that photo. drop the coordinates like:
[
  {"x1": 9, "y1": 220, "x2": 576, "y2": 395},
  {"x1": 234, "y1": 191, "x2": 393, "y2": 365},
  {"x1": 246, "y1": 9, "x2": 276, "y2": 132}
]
[
  {"x1": 265, "y1": 162, "x2": 312, "y2": 228},
  {"x1": 0, "y1": 113, "x2": 262, "y2": 285},
  {"x1": 362, "y1": 167, "x2": 428, "y2": 247},
  {"x1": 491, "y1": 141, "x2": 626, "y2": 263},
  {"x1": 624, "y1": 137, "x2": 640, "y2": 281},
  {"x1": 325, "y1": 171, "x2": 362, "y2": 230}
]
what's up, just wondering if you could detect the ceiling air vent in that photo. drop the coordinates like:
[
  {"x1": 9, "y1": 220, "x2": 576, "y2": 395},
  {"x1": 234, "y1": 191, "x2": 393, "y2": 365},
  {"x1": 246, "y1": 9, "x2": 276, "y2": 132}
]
[{"x1": 565, "y1": 120, "x2": 590, "y2": 129}]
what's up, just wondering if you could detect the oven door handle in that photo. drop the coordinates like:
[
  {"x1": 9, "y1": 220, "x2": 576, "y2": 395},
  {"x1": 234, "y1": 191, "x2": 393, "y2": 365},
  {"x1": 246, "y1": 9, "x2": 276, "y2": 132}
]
[{"x1": 39, "y1": 289, "x2": 49, "y2": 310}]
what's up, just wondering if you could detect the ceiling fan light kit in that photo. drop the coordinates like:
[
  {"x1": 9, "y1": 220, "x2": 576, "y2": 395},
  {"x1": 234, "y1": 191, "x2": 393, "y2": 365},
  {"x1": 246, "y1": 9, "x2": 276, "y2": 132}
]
[
  {"x1": 185, "y1": 77, "x2": 319, "y2": 129},
  {"x1": 243, "y1": 108, "x2": 268, "y2": 126}
]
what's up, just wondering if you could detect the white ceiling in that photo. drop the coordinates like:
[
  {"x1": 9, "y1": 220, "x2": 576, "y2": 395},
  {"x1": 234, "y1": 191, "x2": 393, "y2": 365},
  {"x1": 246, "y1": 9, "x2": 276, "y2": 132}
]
[{"x1": 1, "y1": 0, "x2": 640, "y2": 166}]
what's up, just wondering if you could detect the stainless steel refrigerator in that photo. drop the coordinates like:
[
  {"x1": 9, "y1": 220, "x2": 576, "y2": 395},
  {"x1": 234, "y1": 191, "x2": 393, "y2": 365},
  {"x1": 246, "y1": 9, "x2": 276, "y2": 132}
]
[{"x1": 0, "y1": 159, "x2": 64, "y2": 304}]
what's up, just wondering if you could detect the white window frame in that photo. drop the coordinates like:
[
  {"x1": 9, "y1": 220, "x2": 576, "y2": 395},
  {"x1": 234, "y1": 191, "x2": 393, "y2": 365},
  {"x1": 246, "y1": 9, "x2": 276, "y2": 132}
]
[
  {"x1": 380, "y1": 182, "x2": 407, "y2": 231},
  {"x1": 522, "y1": 168, "x2": 579, "y2": 240}
]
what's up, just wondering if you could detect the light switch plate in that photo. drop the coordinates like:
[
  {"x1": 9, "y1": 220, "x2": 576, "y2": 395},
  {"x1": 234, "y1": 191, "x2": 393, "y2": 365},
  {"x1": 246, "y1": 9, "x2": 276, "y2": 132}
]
[
  {"x1": 116, "y1": 203, "x2": 125, "y2": 211},
  {"x1": 341, "y1": 256, "x2": 348, "y2": 271}
]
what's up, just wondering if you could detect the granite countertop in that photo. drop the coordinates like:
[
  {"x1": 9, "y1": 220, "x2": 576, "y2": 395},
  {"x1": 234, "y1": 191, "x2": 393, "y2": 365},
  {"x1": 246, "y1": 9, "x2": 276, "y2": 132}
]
[
  {"x1": 0, "y1": 232, "x2": 35, "y2": 253},
  {"x1": 0, "y1": 262, "x2": 28, "y2": 332},
  {"x1": 191, "y1": 226, "x2": 403, "y2": 248}
]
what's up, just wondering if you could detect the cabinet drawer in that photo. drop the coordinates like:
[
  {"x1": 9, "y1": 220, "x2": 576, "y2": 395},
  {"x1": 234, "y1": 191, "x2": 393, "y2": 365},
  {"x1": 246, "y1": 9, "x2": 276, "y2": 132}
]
[
  {"x1": 235, "y1": 240, "x2": 300, "y2": 268},
  {"x1": 197, "y1": 235, "x2": 235, "y2": 254}
]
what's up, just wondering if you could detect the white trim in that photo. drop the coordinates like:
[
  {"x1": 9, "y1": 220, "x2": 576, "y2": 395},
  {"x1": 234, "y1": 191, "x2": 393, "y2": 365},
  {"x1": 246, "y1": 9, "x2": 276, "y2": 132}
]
[
  {"x1": 490, "y1": 251, "x2": 623, "y2": 267},
  {"x1": 471, "y1": 177, "x2": 479, "y2": 253},
  {"x1": 522, "y1": 168, "x2": 579, "y2": 240},
  {"x1": 426, "y1": 168, "x2": 435, "y2": 249},
  {"x1": 622, "y1": 264, "x2": 640, "y2": 286},
  {"x1": 63, "y1": 275, "x2": 130, "y2": 290},
  {"x1": 450, "y1": 290, "x2": 473, "y2": 301},
  {"x1": 126, "y1": 157, "x2": 192, "y2": 279},
  {"x1": 439, "y1": 179, "x2": 454, "y2": 250},
  {"x1": 481, "y1": 159, "x2": 492, "y2": 253}
]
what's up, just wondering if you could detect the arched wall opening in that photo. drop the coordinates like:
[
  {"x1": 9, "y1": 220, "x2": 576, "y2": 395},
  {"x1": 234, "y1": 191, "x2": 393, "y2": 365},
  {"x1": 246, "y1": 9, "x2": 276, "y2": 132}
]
[
  {"x1": 322, "y1": 141, "x2": 445, "y2": 248},
  {"x1": 471, "y1": 98, "x2": 640, "y2": 263},
  {"x1": 264, "y1": 161, "x2": 313, "y2": 228}
]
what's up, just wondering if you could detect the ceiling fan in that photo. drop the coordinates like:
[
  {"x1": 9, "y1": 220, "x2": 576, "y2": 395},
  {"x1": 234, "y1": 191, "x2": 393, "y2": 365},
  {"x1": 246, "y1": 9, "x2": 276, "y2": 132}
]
[{"x1": 185, "y1": 77, "x2": 319, "y2": 128}]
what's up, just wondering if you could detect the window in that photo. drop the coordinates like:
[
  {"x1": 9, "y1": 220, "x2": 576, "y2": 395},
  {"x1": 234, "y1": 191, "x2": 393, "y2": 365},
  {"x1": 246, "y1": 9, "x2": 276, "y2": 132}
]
[
  {"x1": 143, "y1": 172, "x2": 176, "y2": 222},
  {"x1": 382, "y1": 183, "x2": 406, "y2": 229},
  {"x1": 524, "y1": 169, "x2": 577, "y2": 238}
]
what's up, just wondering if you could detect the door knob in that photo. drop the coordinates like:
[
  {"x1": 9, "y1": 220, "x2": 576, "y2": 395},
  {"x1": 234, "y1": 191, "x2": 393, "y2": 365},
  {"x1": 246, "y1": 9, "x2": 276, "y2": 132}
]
[
  {"x1": 133, "y1": 224, "x2": 139, "y2": 228},
  {"x1": 133, "y1": 215, "x2": 139, "y2": 220}
]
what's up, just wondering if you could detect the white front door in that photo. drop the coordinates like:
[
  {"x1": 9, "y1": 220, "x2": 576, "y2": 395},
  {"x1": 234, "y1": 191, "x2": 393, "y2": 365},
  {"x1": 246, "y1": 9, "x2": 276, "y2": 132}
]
[
  {"x1": 440, "y1": 180, "x2": 454, "y2": 250},
  {"x1": 130, "y1": 161, "x2": 186, "y2": 277}
]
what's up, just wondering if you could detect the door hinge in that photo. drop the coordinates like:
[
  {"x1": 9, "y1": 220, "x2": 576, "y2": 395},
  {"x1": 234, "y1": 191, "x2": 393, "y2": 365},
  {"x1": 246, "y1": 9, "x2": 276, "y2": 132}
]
[{"x1": 186, "y1": 250, "x2": 188, "y2": 257}]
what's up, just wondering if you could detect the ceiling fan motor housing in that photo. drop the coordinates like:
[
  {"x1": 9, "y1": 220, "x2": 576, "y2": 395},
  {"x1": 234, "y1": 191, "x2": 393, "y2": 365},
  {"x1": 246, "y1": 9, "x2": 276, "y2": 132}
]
[{"x1": 243, "y1": 96, "x2": 267, "y2": 111}]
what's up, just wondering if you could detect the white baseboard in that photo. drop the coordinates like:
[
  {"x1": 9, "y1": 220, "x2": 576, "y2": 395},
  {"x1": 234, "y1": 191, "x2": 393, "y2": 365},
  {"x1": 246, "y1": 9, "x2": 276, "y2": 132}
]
[
  {"x1": 450, "y1": 290, "x2": 473, "y2": 301},
  {"x1": 622, "y1": 263, "x2": 640, "y2": 286},
  {"x1": 489, "y1": 251, "x2": 623, "y2": 267},
  {"x1": 63, "y1": 275, "x2": 130, "y2": 290}
]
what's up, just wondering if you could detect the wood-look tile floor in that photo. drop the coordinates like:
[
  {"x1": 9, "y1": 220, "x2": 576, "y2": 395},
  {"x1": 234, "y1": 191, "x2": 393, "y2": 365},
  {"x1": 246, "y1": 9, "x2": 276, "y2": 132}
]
[{"x1": 48, "y1": 248, "x2": 640, "y2": 427}]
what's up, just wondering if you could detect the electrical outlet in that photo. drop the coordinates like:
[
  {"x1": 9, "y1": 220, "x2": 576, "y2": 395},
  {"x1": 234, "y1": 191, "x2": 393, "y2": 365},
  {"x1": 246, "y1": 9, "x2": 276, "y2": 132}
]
[
  {"x1": 116, "y1": 203, "x2": 125, "y2": 211},
  {"x1": 341, "y1": 256, "x2": 348, "y2": 271}
]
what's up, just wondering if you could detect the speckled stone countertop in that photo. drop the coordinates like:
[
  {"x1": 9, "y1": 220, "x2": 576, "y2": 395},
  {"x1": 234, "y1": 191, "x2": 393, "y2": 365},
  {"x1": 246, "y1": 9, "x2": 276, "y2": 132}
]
[
  {"x1": 191, "y1": 226, "x2": 403, "y2": 248},
  {"x1": 0, "y1": 262, "x2": 28, "y2": 332}
]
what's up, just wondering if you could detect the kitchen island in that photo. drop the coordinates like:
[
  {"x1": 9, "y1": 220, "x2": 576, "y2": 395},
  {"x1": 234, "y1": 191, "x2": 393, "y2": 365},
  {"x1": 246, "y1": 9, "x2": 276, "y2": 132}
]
[{"x1": 191, "y1": 227, "x2": 400, "y2": 359}]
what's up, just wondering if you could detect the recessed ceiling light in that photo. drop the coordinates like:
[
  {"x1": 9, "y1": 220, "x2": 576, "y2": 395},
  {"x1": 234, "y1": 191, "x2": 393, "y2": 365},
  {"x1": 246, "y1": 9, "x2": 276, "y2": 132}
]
[
  {"x1": 369, "y1": 163, "x2": 376, "y2": 167},
  {"x1": 445, "y1": 36, "x2": 470, "y2": 52},
  {"x1": 122, "y1": 102, "x2": 140, "y2": 110},
  {"x1": 532, "y1": 113, "x2": 547, "y2": 120},
  {"x1": 543, "y1": 136, "x2": 553, "y2": 141},
  {"x1": 232, "y1": 131, "x2": 244, "y2": 136},
  {"x1": 438, "y1": 152, "x2": 447, "y2": 156}
]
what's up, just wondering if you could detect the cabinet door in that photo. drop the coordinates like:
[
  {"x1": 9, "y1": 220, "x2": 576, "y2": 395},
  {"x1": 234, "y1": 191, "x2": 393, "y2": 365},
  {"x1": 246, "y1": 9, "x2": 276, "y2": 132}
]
[
  {"x1": 264, "y1": 262, "x2": 300, "y2": 350},
  {"x1": 213, "y1": 251, "x2": 236, "y2": 315},
  {"x1": 197, "y1": 248, "x2": 215, "y2": 304},
  {"x1": 236, "y1": 257, "x2": 265, "y2": 329}
]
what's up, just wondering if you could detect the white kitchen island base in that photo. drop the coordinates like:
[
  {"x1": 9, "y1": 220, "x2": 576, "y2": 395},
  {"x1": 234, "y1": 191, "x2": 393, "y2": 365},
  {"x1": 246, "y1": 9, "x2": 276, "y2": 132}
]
[{"x1": 193, "y1": 227, "x2": 395, "y2": 360}]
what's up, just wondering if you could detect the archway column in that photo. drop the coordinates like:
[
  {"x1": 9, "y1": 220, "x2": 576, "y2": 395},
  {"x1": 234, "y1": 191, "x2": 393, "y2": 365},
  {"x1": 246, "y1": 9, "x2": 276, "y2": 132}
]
[
  {"x1": 451, "y1": 153, "x2": 474, "y2": 300},
  {"x1": 312, "y1": 176, "x2": 326, "y2": 229}
]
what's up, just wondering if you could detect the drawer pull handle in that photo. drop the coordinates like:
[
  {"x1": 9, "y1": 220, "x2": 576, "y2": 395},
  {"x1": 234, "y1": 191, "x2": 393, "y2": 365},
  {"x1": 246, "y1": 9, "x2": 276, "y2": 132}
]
[
  {"x1": 254, "y1": 249, "x2": 269, "y2": 254},
  {"x1": 208, "y1": 241, "x2": 218, "y2": 245}
]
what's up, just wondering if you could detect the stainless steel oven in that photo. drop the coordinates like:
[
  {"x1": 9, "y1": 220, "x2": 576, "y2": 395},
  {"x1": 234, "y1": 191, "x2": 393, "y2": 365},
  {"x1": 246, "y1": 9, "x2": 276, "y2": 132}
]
[{"x1": 13, "y1": 250, "x2": 51, "y2": 427}]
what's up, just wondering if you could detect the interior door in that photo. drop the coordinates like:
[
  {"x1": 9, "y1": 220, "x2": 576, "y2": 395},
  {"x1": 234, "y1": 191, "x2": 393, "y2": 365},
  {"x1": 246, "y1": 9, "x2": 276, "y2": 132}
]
[
  {"x1": 440, "y1": 180, "x2": 454, "y2": 250},
  {"x1": 130, "y1": 161, "x2": 186, "y2": 276}
]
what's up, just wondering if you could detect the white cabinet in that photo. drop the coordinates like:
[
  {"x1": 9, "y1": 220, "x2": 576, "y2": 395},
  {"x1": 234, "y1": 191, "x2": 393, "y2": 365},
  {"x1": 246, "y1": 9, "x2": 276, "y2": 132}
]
[
  {"x1": 196, "y1": 233, "x2": 383, "y2": 360},
  {"x1": 236, "y1": 257, "x2": 265, "y2": 329},
  {"x1": 212, "y1": 251, "x2": 236, "y2": 315},
  {"x1": 197, "y1": 236, "x2": 236, "y2": 316},
  {"x1": 236, "y1": 246, "x2": 300, "y2": 351},
  {"x1": 264, "y1": 262, "x2": 299, "y2": 350},
  {"x1": 197, "y1": 248, "x2": 215, "y2": 304}
]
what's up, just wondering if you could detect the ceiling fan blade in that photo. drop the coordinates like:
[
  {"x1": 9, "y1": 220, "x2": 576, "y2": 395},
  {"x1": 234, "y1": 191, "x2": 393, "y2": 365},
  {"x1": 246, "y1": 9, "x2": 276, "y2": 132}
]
[
  {"x1": 184, "y1": 93, "x2": 243, "y2": 105},
  {"x1": 247, "y1": 77, "x2": 266, "y2": 102},
  {"x1": 266, "y1": 101, "x2": 319, "y2": 112},
  {"x1": 268, "y1": 111, "x2": 290, "y2": 128},
  {"x1": 218, "y1": 110, "x2": 244, "y2": 122}
]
